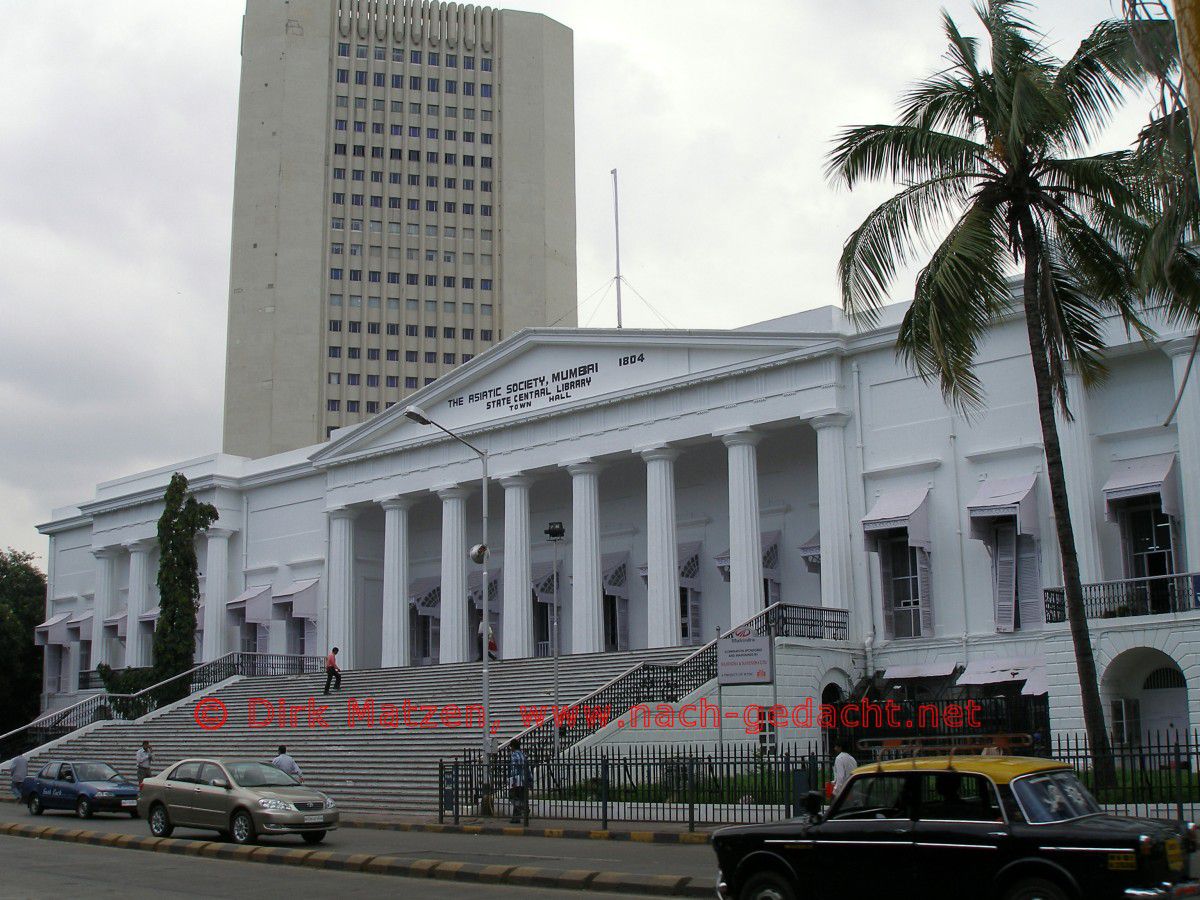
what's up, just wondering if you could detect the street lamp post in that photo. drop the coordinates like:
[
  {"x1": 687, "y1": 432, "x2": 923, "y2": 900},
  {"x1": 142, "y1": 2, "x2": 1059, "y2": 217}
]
[
  {"x1": 405, "y1": 405, "x2": 491, "y2": 769},
  {"x1": 544, "y1": 521, "x2": 565, "y2": 755}
]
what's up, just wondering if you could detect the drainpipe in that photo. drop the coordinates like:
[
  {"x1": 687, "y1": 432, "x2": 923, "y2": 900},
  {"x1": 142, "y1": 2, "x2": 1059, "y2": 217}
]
[
  {"x1": 947, "y1": 417, "x2": 971, "y2": 663},
  {"x1": 852, "y1": 362, "x2": 878, "y2": 677}
]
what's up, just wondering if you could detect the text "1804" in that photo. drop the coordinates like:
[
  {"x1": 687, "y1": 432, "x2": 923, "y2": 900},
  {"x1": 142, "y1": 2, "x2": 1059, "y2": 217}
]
[{"x1": 618, "y1": 353, "x2": 645, "y2": 367}]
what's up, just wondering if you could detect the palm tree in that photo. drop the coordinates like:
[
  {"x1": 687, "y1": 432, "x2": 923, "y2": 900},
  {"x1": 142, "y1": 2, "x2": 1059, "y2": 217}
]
[{"x1": 827, "y1": 0, "x2": 1174, "y2": 779}]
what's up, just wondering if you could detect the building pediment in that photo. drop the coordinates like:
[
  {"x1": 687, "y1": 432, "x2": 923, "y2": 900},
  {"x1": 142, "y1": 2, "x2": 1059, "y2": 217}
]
[{"x1": 312, "y1": 327, "x2": 834, "y2": 466}]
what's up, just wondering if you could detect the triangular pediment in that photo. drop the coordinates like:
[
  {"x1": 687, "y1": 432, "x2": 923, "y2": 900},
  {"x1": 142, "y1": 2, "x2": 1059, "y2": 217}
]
[{"x1": 312, "y1": 327, "x2": 833, "y2": 464}]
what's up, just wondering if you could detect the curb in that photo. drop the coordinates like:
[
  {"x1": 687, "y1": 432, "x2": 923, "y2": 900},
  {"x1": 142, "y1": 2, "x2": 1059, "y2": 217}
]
[
  {"x1": 0, "y1": 822, "x2": 712, "y2": 897},
  {"x1": 340, "y1": 817, "x2": 713, "y2": 845}
]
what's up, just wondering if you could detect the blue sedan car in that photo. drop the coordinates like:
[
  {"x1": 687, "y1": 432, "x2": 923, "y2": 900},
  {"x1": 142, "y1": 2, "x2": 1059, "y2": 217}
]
[{"x1": 21, "y1": 760, "x2": 140, "y2": 819}]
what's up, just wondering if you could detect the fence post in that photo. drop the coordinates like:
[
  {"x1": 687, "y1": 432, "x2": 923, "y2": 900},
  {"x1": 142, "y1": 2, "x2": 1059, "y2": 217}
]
[
  {"x1": 453, "y1": 761, "x2": 460, "y2": 826},
  {"x1": 1174, "y1": 737, "x2": 1185, "y2": 826},
  {"x1": 687, "y1": 755, "x2": 696, "y2": 833},
  {"x1": 438, "y1": 761, "x2": 445, "y2": 824},
  {"x1": 601, "y1": 753, "x2": 609, "y2": 831}
]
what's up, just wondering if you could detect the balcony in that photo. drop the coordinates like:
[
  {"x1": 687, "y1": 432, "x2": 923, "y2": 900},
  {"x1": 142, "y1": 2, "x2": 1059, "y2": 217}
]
[{"x1": 1044, "y1": 572, "x2": 1200, "y2": 623}]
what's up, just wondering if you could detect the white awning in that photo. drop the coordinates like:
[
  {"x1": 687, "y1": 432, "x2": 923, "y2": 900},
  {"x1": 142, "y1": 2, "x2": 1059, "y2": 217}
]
[
  {"x1": 863, "y1": 488, "x2": 931, "y2": 551},
  {"x1": 67, "y1": 610, "x2": 94, "y2": 634},
  {"x1": 409, "y1": 576, "x2": 441, "y2": 617},
  {"x1": 883, "y1": 660, "x2": 958, "y2": 680},
  {"x1": 103, "y1": 610, "x2": 128, "y2": 638},
  {"x1": 531, "y1": 561, "x2": 561, "y2": 604},
  {"x1": 138, "y1": 607, "x2": 160, "y2": 623},
  {"x1": 1103, "y1": 453, "x2": 1181, "y2": 522},
  {"x1": 968, "y1": 474, "x2": 1039, "y2": 540},
  {"x1": 274, "y1": 578, "x2": 320, "y2": 620},
  {"x1": 639, "y1": 542, "x2": 704, "y2": 590},
  {"x1": 956, "y1": 656, "x2": 1044, "y2": 687},
  {"x1": 799, "y1": 531, "x2": 821, "y2": 573},
  {"x1": 34, "y1": 612, "x2": 73, "y2": 647},
  {"x1": 713, "y1": 533, "x2": 777, "y2": 582},
  {"x1": 468, "y1": 571, "x2": 501, "y2": 609},
  {"x1": 602, "y1": 552, "x2": 630, "y2": 599},
  {"x1": 227, "y1": 584, "x2": 273, "y2": 624}
]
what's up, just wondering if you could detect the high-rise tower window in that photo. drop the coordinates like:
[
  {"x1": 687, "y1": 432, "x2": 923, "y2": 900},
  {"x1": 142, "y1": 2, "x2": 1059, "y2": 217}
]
[
  {"x1": 348, "y1": 348, "x2": 360, "y2": 359},
  {"x1": 481, "y1": 58, "x2": 493, "y2": 72},
  {"x1": 347, "y1": 373, "x2": 360, "y2": 385},
  {"x1": 335, "y1": 119, "x2": 347, "y2": 131},
  {"x1": 328, "y1": 400, "x2": 340, "y2": 412},
  {"x1": 355, "y1": 71, "x2": 367, "y2": 85},
  {"x1": 392, "y1": 48, "x2": 403, "y2": 62},
  {"x1": 347, "y1": 401, "x2": 360, "y2": 413},
  {"x1": 338, "y1": 43, "x2": 350, "y2": 57},
  {"x1": 356, "y1": 45, "x2": 367, "y2": 59},
  {"x1": 444, "y1": 353, "x2": 456, "y2": 364},
  {"x1": 481, "y1": 84, "x2": 492, "y2": 98},
  {"x1": 405, "y1": 350, "x2": 418, "y2": 362},
  {"x1": 367, "y1": 349, "x2": 380, "y2": 360},
  {"x1": 481, "y1": 109, "x2": 493, "y2": 122},
  {"x1": 374, "y1": 46, "x2": 385, "y2": 61},
  {"x1": 424, "y1": 326, "x2": 437, "y2": 338},
  {"x1": 445, "y1": 80, "x2": 458, "y2": 94},
  {"x1": 405, "y1": 325, "x2": 418, "y2": 337},
  {"x1": 337, "y1": 69, "x2": 349, "y2": 84},
  {"x1": 330, "y1": 268, "x2": 344, "y2": 280},
  {"x1": 464, "y1": 57, "x2": 475, "y2": 70},
  {"x1": 463, "y1": 83, "x2": 475, "y2": 97},
  {"x1": 481, "y1": 330, "x2": 493, "y2": 341},
  {"x1": 405, "y1": 377, "x2": 418, "y2": 389},
  {"x1": 428, "y1": 52, "x2": 440, "y2": 66},
  {"x1": 425, "y1": 352, "x2": 437, "y2": 363},
  {"x1": 329, "y1": 347, "x2": 342, "y2": 358},
  {"x1": 411, "y1": 50, "x2": 422, "y2": 64}
]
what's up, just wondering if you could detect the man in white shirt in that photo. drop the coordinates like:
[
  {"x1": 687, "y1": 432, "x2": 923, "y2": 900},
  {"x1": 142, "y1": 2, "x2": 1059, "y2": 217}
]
[
  {"x1": 136, "y1": 741, "x2": 153, "y2": 785},
  {"x1": 832, "y1": 743, "x2": 857, "y2": 797},
  {"x1": 271, "y1": 746, "x2": 303, "y2": 782},
  {"x1": 9, "y1": 753, "x2": 28, "y2": 799}
]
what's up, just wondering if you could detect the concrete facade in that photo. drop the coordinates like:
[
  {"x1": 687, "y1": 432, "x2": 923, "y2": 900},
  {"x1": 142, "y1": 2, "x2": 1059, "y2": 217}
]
[
  {"x1": 222, "y1": 0, "x2": 576, "y2": 459},
  {"x1": 38, "y1": 300, "x2": 1200, "y2": 751}
]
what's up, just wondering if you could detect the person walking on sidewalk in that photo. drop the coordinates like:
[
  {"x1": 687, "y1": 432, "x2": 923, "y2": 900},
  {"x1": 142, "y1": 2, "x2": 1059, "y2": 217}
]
[
  {"x1": 323, "y1": 647, "x2": 342, "y2": 694},
  {"x1": 271, "y1": 745, "x2": 303, "y2": 783},
  {"x1": 508, "y1": 739, "x2": 530, "y2": 824},
  {"x1": 9, "y1": 752, "x2": 28, "y2": 799},
  {"x1": 136, "y1": 741, "x2": 154, "y2": 786},
  {"x1": 832, "y1": 743, "x2": 856, "y2": 798}
]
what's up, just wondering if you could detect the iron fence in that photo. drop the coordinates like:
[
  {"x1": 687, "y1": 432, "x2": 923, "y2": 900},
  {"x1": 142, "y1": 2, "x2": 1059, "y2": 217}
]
[
  {"x1": 0, "y1": 652, "x2": 324, "y2": 763},
  {"x1": 1044, "y1": 572, "x2": 1200, "y2": 622}
]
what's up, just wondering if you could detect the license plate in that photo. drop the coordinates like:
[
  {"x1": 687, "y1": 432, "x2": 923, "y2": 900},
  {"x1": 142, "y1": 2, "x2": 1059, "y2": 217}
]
[
  {"x1": 303, "y1": 815, "x2": 324, "y2": 823},
  {"x1": 1167, "y1": 838, "x2": 1184, "y2": 871},
  {"x1": 121, "y1": 799, "x2": 137, "y2": 807}
]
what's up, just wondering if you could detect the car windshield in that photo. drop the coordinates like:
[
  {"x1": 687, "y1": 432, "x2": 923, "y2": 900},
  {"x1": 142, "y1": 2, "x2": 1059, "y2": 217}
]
[
  {"x1": 1012, "y1": 770, "x2": 1102, "y2": 823},
  {"x1": 227, "y1": 762, "x2": 298, "y2": 787},
  {"x1": 73, "y1": 763, "x2": 123, "y2": 783}
]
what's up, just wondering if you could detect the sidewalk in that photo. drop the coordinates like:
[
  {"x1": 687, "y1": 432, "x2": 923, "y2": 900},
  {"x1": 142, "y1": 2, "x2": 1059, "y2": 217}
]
[{"x1": 342, "y1": 811, "x2": 715, "y2": 844}]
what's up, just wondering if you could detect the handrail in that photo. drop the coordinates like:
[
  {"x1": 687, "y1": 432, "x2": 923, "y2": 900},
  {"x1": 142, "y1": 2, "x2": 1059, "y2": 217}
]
[
  {"x1": 498, "y1": 601, "x2": 848, "y2": 759},
  {"x1": 0, "y1": 651, "x2": 324, "y2": 763}
]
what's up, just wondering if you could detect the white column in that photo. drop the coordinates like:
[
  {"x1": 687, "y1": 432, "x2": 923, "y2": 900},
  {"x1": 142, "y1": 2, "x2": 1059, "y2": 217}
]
[
  {"x1": 1167, "y1": 339, "x2": 1200, "y2": 570},
  {"x1": 381, "y1": 497, "x2": 415, "y2": 668},
  {"x1": 499, "y1": 475, "x2": 534, "y2": 659},
  {"x1": 813, "y1": 414, "x2": 854, "y2": 612},
  {"x1": 567, "y1": 462, "x2": 604, "y2": 654},
  {"x1": 124, "y1": 539, "x2": 155, "y2": 668},
  {"x1": 438, "y1": 486, "x2": 471, "y2": 664},
  {"x1": 202, "y1": 528, "x2": 234, "y2": 661},
  {"x1": 641, "y1": 447, "x2": 681, "y2": 647},
  {"x1": 326, "y1": 507, "x2": 358, "y2": 666},
  {"x1": 90, "y1": 547, "x2": 119, "y2": 667},
  {"x1": 723, "y1": 431, "x2": 764, "y2": 625},
  {"x1": 65, "y1": 642, "x2": 82, "y2": 694},
  {"x1": 1055, "y1": 370, "x2": 1103, "y2": 582}
]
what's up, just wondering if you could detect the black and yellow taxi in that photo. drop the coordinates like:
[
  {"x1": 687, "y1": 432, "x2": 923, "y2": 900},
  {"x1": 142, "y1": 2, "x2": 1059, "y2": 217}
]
[{"x1": 711, "y1": 755, "x2": 1199, "y2": 900}]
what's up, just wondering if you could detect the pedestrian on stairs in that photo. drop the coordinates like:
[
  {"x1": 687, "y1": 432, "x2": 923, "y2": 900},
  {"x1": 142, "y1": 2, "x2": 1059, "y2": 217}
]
[
  {"x1": 323, "y1": 647, "x2": 342, "y2": 695},
  {"x1": 136, "y1": 741, "x2": 154, "y2": 786},
  {"x1": 271, "y1": 746, "x2": 303, "y2": 782}
]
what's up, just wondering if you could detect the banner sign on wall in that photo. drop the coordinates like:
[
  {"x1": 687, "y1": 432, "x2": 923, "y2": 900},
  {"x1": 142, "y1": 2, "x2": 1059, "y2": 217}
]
[{"x1": 718, "y1": 625, "x2": 774, "y2": 686}]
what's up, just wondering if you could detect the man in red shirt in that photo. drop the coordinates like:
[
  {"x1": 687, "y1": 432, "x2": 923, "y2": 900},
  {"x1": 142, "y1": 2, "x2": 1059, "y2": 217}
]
[{"x1": 323, "y1": 647, "x2": 341, "y2": 695}]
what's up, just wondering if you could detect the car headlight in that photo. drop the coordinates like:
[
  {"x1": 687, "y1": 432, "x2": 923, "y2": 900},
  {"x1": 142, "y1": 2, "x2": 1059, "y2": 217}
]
[
  {"x1": 94, "y1": 791, "x2": 113, "y2": 798},
  {"x1": 324, "y1": 797, "x2": 336, "y2": 810},
  {"x1": 257, "y1": 798, "x2": 292, "y2": 811}
]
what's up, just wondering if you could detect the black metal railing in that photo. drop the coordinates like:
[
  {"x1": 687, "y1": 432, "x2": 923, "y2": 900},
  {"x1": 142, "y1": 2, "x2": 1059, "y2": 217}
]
[
  {"x1": 0, "y1": 652, "x2": 324, "y2": 762},
  {"x1": 1045, "y1": 572, "x2": 1200, "y2": 622},
  {"x1": 443, "y1": 742, "x2": 828, "y2": 830},
  {"x1": 503, "y1": 602, "x2": 848, "y2": 761}
]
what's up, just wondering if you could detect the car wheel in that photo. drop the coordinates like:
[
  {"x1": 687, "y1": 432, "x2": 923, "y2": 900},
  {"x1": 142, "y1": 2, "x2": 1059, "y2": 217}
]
[
  {"x1": 739, "y1": 871, "x2": 797, "y2": 900},
  {"x1": 301, "y1": 830, "x2": 326, "y2": 845},
  {"x1": 148, "y1": 803, "x2": 174, "y2": 838},
  {"x1": 76, "y1": 797, "x2": 93, "y2": 819},
  {"x1": 1004, "y1": 878, "x2": 1070, "y2": 900},
  {"x1": 230, "y1": 810, "x2": 257, "y2": 845},
  {"x1": 27, "y1": 795, "x2": 42, "y2": 816}
]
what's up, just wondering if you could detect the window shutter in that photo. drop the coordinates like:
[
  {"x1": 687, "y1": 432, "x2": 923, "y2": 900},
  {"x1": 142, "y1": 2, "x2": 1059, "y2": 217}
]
[
  {"x1": 879, "y1": 543, "x2": 895, "y2": 640},
  {"x1": 617, "y1": 597, "x2": 630, "y2": 651},
  {"x1": 431, "y1": 617, "x2": 441, "y2": 663},
  {"x1": 993, "y1": 523, "x2": 1017, "y2": 633},
  {"x1": 916, "y1": 547, "x2": 934, "y2": 637},
  {"x1": 1016, "y1": 534, "x2": 1043, "y2": 629},
  {"x1": 688, "y1": 591, "x2": 704, "y2": 646}
]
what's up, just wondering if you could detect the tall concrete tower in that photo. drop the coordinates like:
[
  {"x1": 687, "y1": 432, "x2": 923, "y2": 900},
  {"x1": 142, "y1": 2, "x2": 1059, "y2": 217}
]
[{"x1": 222, "y1": 0, "x2": 576, "y2": 458}]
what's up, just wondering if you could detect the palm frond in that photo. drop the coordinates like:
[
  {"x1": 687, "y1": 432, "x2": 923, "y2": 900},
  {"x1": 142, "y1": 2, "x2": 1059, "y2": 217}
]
[{"x1": 826, "y1": 124, "x2": 991, "y2": 189}]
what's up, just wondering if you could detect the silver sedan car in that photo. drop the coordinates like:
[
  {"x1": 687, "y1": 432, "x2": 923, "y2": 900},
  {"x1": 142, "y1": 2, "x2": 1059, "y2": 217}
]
[{"x1": 138, "y1": 758, "x2": 338, "y2": 845}]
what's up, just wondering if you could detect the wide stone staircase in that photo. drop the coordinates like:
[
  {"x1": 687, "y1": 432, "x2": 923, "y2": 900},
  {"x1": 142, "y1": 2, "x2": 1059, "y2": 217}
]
[{"x1": 19, "y1": 648, "x2": 688, "y2": 814}]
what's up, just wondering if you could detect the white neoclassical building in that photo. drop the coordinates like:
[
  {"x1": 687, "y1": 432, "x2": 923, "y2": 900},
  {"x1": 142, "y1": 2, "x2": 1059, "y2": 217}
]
[{"x1": 35, "y1": 301, "x2": 1200, "y2": 746}]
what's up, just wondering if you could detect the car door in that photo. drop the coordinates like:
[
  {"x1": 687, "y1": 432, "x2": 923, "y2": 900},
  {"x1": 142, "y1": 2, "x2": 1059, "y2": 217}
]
[
  {"x1": 58, "y1": 764, "x2": 80, "y2": 809},
  {"x1": 807, "y1": 773, "x2": 917, "y2": 899},
  {"x1": 912, "y1": 772, "x2": 1011, "y2": 900},
  {"x1": 41, "y1": 764, "x2": 66, "y2": 809},
  {"x1": 191, "y1": 763, "x2": 232, "y2": 830},
  {"x1": 163, "y1": 761, "x2": 202, "y2": 826}
]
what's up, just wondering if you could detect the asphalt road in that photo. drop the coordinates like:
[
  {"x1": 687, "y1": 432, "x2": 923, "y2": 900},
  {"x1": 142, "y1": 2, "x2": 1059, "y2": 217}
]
[
  {"x1": 0, "y1": 837, "x2": 674, "y2": 900},
  {"x1": 0, "y1": 805, "x2": 715, "y2": 882}
]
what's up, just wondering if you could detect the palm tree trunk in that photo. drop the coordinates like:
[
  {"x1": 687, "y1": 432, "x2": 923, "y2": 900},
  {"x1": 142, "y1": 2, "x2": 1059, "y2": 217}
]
[{"x1": 1017, "y1": 209, "x2": 1115, "y2": 786}]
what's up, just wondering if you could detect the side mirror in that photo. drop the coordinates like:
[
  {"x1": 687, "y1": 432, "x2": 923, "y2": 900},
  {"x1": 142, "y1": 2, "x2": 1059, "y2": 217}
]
[
  {"x1": 803, "y1": 791, "x2": 823, "y2": 818},
  {"x1": 211, "y1": 778, "x2": 230, "y2": 789}
]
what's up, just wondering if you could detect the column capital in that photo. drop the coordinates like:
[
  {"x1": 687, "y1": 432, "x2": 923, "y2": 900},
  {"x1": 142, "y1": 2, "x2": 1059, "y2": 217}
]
[
  {"x1": 810, "y1": 411, "x2": 851, "y2": 431},
  {"x1": 205, "y1": 526, "x2": 237, "y2": 541},
  {"x1": 1162, "y1": 336, "x2": 1198, "y2": 360},
  {"x1": 497, "y1": 473, "x2": 534, "y2": 489},
  {"x1": 326, "y1": 506, "x2": 360, "y2": 522},
  {"x1": 123, "y1": 538, "x2": 156, "y2": 553},
  {"x1": 563, "y1": 459, "x2": 604, "y2": 477},
  {"x1": 380, "y1": 495, "x2": 418, "y2": 512},
  {"x1": 637, "y1": 445, "x2": 681, "y2": 463},
  {"x1": 718, "y1": 429, "x2": 762, "y2": 448},
  {"x1": 92, "y1": 545, "x2": 122, "y2": 560},
  {"x1": 436, "y1": 485, "x2": 472, "y2": 501}
]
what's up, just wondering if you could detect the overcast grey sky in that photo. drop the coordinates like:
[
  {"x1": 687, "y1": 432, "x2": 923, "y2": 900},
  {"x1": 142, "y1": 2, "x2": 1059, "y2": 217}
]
[{"x1": 0, "y1": 0, "x2": 1154, "y2": 564}]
